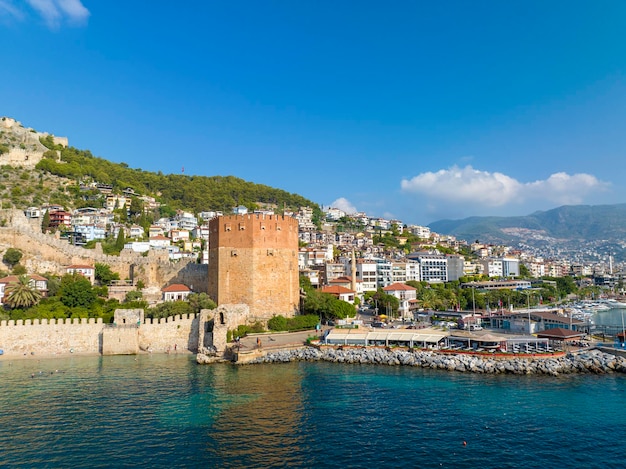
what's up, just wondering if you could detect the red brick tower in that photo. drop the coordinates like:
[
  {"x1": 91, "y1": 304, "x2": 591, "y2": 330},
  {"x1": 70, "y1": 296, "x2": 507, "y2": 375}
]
[{"x1": 208, "y1": 214, "x2": 299, "y2": 322}]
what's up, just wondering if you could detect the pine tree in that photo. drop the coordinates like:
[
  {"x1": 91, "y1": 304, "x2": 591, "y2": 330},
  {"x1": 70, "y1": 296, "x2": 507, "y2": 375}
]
[
  {"x1": 41, "y1": 210, "x2": 50, "y2": 233},
  {"x1": 115, "y1": 228, "x2": 126, "y2": 252}
]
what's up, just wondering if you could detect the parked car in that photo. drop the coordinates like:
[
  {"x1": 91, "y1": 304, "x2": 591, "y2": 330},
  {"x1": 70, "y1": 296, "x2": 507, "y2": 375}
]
[{"x1": 371, "y1": 321, "x2": 386, "y2": 328}]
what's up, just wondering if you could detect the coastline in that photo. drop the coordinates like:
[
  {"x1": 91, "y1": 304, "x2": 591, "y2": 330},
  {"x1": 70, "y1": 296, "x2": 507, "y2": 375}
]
[
  {"x1": 0, "y1": 349, "x2": 194, "y2": 362},
  {"x1": 236, "y1": 345, "x2": 626, "y2": 376}
]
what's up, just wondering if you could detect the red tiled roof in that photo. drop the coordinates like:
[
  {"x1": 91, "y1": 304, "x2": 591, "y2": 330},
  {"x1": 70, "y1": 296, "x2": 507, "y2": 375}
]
[
  {"x1": 162, "y1": 283, "x2": 191, "y2": 292},
  {"x1": 321, "y1": 285, "x2": 355, "y2": 294},
  {"x1": 536, "y1": 328, "x2": 584, "y2": 339},
  {"x1": 329, "y1": 276, "x2": 352, "y2": 283},
  {"x1": 0, "y1": 274, "x2": 48, "y2": 284},
  {"x1": 383, "y1": 283, "x2": 417, "y2": 291},
  {"x1": 0, "y1": 275, "x2": 19, "y2": 284}
]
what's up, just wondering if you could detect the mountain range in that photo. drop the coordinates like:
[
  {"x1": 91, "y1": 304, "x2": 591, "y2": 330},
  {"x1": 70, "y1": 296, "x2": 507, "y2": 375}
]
[{"x1": 429, "y1": 204, "x2": 626, "y2": 263}]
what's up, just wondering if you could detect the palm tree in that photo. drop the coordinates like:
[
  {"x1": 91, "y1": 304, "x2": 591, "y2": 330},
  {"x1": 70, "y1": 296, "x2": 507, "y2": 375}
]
[{"x1": 4, "y1": 275, "x2": 42, "y2": 309}]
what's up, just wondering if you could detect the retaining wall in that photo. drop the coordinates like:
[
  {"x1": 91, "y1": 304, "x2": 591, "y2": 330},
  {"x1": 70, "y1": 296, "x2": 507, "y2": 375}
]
[{"x1": 0, "y1": 314, "x2": 199, "y2": 358}]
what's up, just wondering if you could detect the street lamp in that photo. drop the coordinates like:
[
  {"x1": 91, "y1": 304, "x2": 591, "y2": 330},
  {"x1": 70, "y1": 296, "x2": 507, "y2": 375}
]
[
  {"x1": 622, "y1": 310, "x2": 626, "y2": 348},
  {"x1": 526, "y1": 290, "x2": 531, "y2": 334},
  {"x1": 472, "y1": 286, "x2": 476, "y2": 315}
]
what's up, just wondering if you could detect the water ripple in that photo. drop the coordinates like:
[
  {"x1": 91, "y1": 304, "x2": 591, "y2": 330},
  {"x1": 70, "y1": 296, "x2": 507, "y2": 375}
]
[{"x1": 1, "y1": 356, "x2": 625, "y2": 468}]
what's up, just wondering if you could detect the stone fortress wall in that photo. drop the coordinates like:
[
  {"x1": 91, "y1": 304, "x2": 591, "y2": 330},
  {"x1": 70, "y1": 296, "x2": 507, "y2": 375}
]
[
  {"x1": 0, "y1": 209, "x2": 209, "y2": 295},
  {"x1": 0, "y1": 313, "x2": 199, "y2": 357}
]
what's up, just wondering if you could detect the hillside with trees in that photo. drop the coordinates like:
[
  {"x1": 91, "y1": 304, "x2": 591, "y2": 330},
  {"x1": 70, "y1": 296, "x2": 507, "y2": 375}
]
[{"x1": 35, "y1": 139, "x2": 320, "y2": 215}]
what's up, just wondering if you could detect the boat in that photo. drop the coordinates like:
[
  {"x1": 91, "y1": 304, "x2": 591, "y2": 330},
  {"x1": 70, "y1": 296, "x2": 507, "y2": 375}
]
[{"x1": 603, "y1": 299, "x2": 626, "y2": 308}]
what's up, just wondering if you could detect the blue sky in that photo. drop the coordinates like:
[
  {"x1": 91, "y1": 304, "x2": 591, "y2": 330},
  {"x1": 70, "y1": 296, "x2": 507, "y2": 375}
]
[{"x1": 2, "y1": 1, "x2": 626, "y2": 225}]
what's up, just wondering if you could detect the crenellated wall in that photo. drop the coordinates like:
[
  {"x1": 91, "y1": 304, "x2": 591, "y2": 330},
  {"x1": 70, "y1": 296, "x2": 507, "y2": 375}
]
[
  {"x1": 0, "y1": 317, "x2": 104, "y2": 357},
  {"x1": 138, "y1": 314, "x2": 199, "y2": 353},
  {"x1": 0, "y1": 314, "x2": 200, "y2": 358}
]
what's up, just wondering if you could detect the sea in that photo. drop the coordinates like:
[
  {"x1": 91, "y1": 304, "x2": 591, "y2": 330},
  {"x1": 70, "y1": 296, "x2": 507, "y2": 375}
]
[
  {"x1": 1, "y1": 352, "x2": 625, "y2": 469},
  {"x1": 594, "y1": 306, "x2": 626, "y2": 330}
]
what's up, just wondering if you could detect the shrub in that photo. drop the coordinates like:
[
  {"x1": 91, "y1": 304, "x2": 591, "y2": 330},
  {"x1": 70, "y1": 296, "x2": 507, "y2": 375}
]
[
  {"x1": 229, "y1": 322, "x2": 265, "y2": 341},
  {"x1": 3, "y1": 247, "x2": 23, "y2": 267},
  {"x1": 125, "y1": 290, "x2": 143, "y2": 302},
  {"x1": 268, "y1": 315, "x2": 288, "y2": 331},
  {"x1": 268, "y1": 314, "x2": 319, "y2": 332}
]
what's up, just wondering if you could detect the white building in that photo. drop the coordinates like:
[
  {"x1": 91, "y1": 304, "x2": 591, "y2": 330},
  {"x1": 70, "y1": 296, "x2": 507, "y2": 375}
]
[
  {"x1": 175, "y1": 211, "x2": 198, "y2": 231},
  {"x1": 382, "y1": 283, "x2": 417, "y2": 321},
  {"x1": 408, "y1": 252, "x2": 448, "y2": 283},
  {"x1": 353, "y1": 259, "x2": 378, "y2": 292},
  {"x1": 325, "y1": 207, "x2": 346, "y2": 220},
  {"x1": 65, "y1": 264, "x2": 95, "y2": 284},
  {"x1": 407, "y1": 224, "x2": 431, "y2": 239},
  {"x1": 162, "y1": 283, "x2": 192, "y2": 302}
]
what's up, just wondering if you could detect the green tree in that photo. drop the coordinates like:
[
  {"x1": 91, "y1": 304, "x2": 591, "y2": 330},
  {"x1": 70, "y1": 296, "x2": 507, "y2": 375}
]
[
  {"x1": 129, "y1": 196, "x2": 144, "y2": 218},
  {"x1": 299, "y1": 275, "x2": 313, "y2": 292},
  {"x1": 372, "y1": 290, "x2": 400, "y2": 317},
  {"x1": 4, "y1": 275, "x2": 42, "y2": 309},
  {"x1": 95, "y1": 263, "x2": 120, "y2": 285},
  {"x1": 187, "y1": 293, "x2": 217, "y2": 313},
  {"x1": 301, "y1": 289, "x2": 354, "y2": 320},
  {"x1": 41, "y1": 209, "x2": 50, "y2": 233},
  {"x1": 124, "y1": 290, "x2": 143, "y2": 302},
  {"x1": 43, "y1": 273, "x2": 61, "y2": 297},
  {"x1": 59, "y1": 273, "x2": 97, "y2": 308},
  {"x1": 519, "y1": 263, "x2": 530, "y2": 278},
  {"x1": 3, "y1": 248, "x2": 23, "y2": 268},
  {"x1": 115, "y1": 229, "x2": 126, "y2": 252},
  {"x1": 147, "y1": 301, "x2": 193, "y2": 319}
]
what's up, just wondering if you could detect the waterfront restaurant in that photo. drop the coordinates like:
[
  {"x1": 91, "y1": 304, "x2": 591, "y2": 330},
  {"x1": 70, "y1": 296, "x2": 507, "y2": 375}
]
[
  {"x1": 447, "y1": 331, "x2": 550, "y2": 353},
  {"x1": 322, "y1": 328, "x2": 551, "y2": 353},
  {"x1": 323, "y1": 328, "x2": 447, "y2": 349}
]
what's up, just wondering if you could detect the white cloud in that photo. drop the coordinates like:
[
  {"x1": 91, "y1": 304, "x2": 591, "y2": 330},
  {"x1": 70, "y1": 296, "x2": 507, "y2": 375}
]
[
  {"x1": 57, "y1": 0, "x2": 89, "y2": 23},
  {"x1": 0, "y1": 0, "x2": 24, "y2": 20},
  {"x1": 401, "y1": 165, "x2": 609, "y2": 208},
  {"x1": 329, "y1": 197, "x2": 358, "y2": 214},
  {"x1": 12, "y1": 0, "x2": 90, "y2": 27},
  {"x1": 525, "y1": 172, "x2": 607, "y2": 205}
]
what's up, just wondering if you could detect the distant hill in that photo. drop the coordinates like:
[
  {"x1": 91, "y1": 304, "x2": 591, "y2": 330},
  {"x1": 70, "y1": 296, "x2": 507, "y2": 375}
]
[
  {"x1": 429, "y1": 204, "x2": 626, "y2": 243},
  {"x1": 429, "y1": 204, "x2": 626, "y2": 263},
  {"x1": 0, "y1": 116, "x2": 320, "y2": 217}
]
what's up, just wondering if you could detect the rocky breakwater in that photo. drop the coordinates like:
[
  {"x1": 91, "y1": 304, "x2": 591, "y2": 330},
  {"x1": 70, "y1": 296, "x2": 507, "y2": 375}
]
[{"x1": 245, "y1": 347, "x2": 626, "y2": 376}]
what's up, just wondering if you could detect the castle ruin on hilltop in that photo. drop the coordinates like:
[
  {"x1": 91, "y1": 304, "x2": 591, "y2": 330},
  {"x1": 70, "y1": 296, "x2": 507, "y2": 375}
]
[{"x1": 0, "y1": 117, "x2": 68, "y2": 168}]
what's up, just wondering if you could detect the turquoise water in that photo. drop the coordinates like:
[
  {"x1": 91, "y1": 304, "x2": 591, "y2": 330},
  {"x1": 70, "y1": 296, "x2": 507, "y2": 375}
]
[{"x1": 1, "y1": 354, "x2": 624, "y2": 468}]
